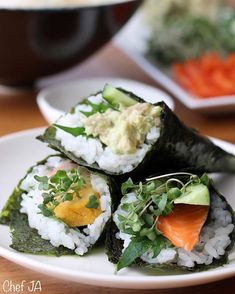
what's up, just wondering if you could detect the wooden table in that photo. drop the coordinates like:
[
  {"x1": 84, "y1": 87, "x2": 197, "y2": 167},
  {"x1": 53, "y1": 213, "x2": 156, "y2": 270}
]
[{"x1": 0, "y1": 44, "x2": 235, "y2": 294}]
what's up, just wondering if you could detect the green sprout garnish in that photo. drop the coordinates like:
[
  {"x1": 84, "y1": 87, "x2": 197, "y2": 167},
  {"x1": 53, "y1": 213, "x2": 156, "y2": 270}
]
[
  {"x1": 53, "y1": 99, "x2": 117, "y2": 138},
  {"x1": 80, "y1": 100, "x2": 111, "y2": 117},
  {"x1": 34, "y1": 168, "x2": 86, "y2": 217},
  {"x1": 80, "y1": 100, "x2": 118, "y2": 117},
  {"x1": 116, "y1": 173, "x2": 210, "y2": 271},
  {"x1": 85, "y1": 195, "x2": 99, "y2": 209},
  {"x1": 54, "y1": 124, "x2": 86, "y2": 137}
]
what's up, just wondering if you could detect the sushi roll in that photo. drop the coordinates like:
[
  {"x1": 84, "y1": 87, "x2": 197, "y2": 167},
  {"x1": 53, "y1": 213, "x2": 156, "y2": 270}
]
[
  {"x1": 106, "y1": 173, "x2": 235, "y2": 271},
  {"x1": 38, "y1": 85, "x2": 235, "y2": 181},
  {"x1": 0, "y1": 155, "x2": 117, "y2": 256},
  {"x1": 39, "y1": 85, "x2": 235, "y2": 181}
]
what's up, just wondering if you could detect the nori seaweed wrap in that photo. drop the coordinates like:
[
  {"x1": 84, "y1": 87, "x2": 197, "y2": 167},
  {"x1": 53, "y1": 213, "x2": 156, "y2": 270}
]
[
  {"x1": 38, "y1": 85, "x2": 235, "y2": 182},
  {"x1": 0, "y1": 155, "x2": 118, "y2": 256},
  {"x1": 106, "y1": 173, "x2": 235, "y2": 272}
]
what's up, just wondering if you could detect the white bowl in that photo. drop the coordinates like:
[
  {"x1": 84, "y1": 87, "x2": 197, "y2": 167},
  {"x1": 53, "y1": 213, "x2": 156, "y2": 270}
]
[{"x1": 37, "y1": 77, "x2": 174, "y2": 124}]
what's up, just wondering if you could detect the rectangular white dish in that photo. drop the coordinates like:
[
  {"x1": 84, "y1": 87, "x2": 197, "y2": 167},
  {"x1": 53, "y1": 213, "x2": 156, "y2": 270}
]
[{"x1": 114, "y1": 11, "x2": 235, "y2": 113}]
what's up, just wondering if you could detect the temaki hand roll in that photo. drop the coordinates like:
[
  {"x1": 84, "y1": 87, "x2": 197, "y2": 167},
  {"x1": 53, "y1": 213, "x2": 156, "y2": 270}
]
[
  {"x1": 0, "y1": 155, "x2": 117, "y2": 256},
  {"x1": 106, "y1": 173, "x2": 235, "y2": 272},
  {"x1": 38, "y1": 84, "x2": 235, "y2": 181}
]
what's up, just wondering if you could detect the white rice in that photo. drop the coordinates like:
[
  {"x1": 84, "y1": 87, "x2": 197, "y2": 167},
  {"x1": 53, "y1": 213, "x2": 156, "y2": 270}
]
[
  {"x1": 55, "y1": 94, "x2": 160, "y2": 174},
  {"x1": 20, "y1": 156, "x2": 111, "y2": 256},
  {"x1": 114, "y1": 191, "x2": 234, "y2": 268}
]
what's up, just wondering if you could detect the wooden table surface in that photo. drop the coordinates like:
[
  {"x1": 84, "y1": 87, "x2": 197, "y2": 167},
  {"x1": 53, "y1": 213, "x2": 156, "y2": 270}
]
[{"x1": 0, "y1": 44, "x2": 235, "y2": 294}]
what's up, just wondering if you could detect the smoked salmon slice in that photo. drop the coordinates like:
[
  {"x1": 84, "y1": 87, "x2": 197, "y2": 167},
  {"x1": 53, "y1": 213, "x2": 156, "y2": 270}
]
[{"x1": 157, "y1": 204, "x2": 209, "y2": 251}]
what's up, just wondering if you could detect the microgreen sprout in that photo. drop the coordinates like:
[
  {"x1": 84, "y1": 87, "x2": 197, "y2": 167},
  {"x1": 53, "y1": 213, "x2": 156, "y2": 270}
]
[
  {"x1": 166, "y1": 178, "x2": 185, "y2": 191},
  {"x1": 34, "y1": 168, "x2": 86, "y2": 217},
  {"x1": 81, "y1": 100, "x2": 116, "y2": 117},
  {"x1": 116, "y1": 172, "x2": 211, "y2": 270},
  {"x1": 146, "y1": 172, "x2": 195, "y2": 181},
  {"x1": 85, "y1": 195, "x2": 99, "y2": 209}
]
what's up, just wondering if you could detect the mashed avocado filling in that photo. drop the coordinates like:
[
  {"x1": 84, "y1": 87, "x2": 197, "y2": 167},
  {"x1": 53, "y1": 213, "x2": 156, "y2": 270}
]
[{"x1": 83, "y1": 103, "x2": 161, "y2": 154}]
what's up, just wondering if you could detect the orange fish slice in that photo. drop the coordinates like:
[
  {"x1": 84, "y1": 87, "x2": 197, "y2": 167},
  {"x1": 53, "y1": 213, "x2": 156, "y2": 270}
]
[{"x1": 157, "y1": 204, "x2": 209, "y2": 251}]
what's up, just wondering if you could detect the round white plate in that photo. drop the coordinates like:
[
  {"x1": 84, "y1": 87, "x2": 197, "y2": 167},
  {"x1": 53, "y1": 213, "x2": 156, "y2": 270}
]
[
  {"x1": 0, "y1": 128, "x2": 235, "y2": 289},
  {"x1": 36, "y1": 77, "x2": 174, "y2": 123}
]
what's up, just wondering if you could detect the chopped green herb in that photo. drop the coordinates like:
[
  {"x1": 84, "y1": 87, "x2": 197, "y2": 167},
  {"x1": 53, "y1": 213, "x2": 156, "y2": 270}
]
[
  {"x1": 42, "y1": 193, "x2": 54, "y2": 205},
  {"x1": 146, "y1": 182, "x2": 156, "y2": 192},
  {"x1": 54, "y1": 124, "x2": 86, "y2": 137},
  {"x1": 121, "y1": 178, "x2": 136, "y2": 195},
  {"x1": 200, "y1": 173, "x2": 210, "y2": 187},
  {"x1": 34, "y1": 175, "x2": 50, "y2": 190},
  {"x1": 86, "y1": 195, "x2": 99, "y2": 209},
  {"x1": 158, "y1": 193, "x2": 168, "y2": 212},
  {"x1": 120, "y1": 203, "x2": 130, "y2": 212},
  {"x1": 34, "y1": 175, "x2": 48, "y2": 183},
  {"x1": 143, "y1": 213, "x2": 154, "y2": 227},
  {"x1": 132, "y1": 223, "x2": 141, "y2": 232},
  {"x1": 81, "y1": 101, "x2": 112, "y2": 117},
  {"x1": 167, "y1": 187, "x2": 182, "y2": 200},
  {"x1": 118, "y1": 214, "x2": 126, "y2": 222},
  {"x1": 63, "y1": 193, "x2": 73, "y2": 201},
  {"x1": 151, "y1": 236, "x2": 169, "y2": 258},
  {"x1": 38, "y1": 204, "x2": 53, "y2": 217},
  {"x1": 117, "y1": 238, "x2": 151, "y2": 271}
]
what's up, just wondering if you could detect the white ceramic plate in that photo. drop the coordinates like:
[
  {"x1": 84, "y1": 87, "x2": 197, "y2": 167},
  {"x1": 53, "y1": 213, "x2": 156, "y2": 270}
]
[
  {"x1": 114, "y1": 12, "x2": 235, "y2": 113},
  {"x1": 0, "y1": 128, "x2": 235, "y2": 289},
  {"x1": 36, "y1": 77, "x2": 174, "y2": 124}
]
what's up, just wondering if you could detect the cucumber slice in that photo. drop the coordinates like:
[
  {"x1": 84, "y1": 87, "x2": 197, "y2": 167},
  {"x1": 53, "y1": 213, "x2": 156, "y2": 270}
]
[
  {"x1": 102, "y1": 84, "x2": 137, "y2": 109},
  {"x1": 174, "y1": 184, "x2": 210, "y2": 206}
]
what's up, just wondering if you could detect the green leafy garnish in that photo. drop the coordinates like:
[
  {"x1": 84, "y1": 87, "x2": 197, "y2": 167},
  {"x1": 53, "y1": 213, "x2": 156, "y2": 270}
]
[
  {"x1": 151, "y1": 236, "x2": 170, "y2": 258},
  {"x1": 117, "y1": 236, "x2": 169, "y2": 271},
  {"x1": 81, "y1": 101, "x2": 112, "y2": 117},
  {"x1": 157, "y1": 193, "x2": 168, "y2": 212},
  {"x1": 121, "y1": 178, "x2": 138, "y2": 195},
  {"x1": 85, "y1": 195, "x2": 99, "y2": 209},
  {"x1": 54, "y1": 98, "x2": 118, "y2": 136},
  {"x1": 34, "y1": 175, "x2": 50, "y2": 190},
  {"x1": 200, "y1": 173, "x2": 210, "y2": 187},
  {"x1": 117, "y1": 238, "x2": 151, "y2": 271},
  {"x1": 116, "y1": 173, "x2": 211, "y2": 270},
  {"x1": 34, "y1": 168, "x2": 86, "y2": 217},
  {"x1": 54, "y1": 124, "x2": 86, "y2": 137},
  {"x1": 38, "y1": 204, "x2": 53, "y2": 217}
]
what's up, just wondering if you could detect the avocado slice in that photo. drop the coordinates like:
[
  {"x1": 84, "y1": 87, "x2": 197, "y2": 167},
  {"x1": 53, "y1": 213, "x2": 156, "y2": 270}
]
[
  {"x1": 174, "y1": 184, "x2": 210, "y2": 206},
  {"x1": 102, "y1": 84, "x2": 137, "y2": 109}
]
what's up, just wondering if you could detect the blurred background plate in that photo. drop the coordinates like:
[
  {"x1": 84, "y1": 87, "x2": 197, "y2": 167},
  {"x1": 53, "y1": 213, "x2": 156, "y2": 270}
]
[
  {"x1": 114, "y1": 10, "x2": 235, "y2": 114},
  {"x1": 37, "y1": 77, "x2": 174, "y2": 123}
]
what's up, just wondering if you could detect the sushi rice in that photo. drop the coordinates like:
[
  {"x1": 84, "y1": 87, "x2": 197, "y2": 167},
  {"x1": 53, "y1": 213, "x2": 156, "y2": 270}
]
[
  {"x1": 20, "y1": 156, "x2": 111, "y2": 255},
  {"x1": 113, "y1": 191, "x2": 234, "y2": 268},
  {"x1": 40, "y1": 86, "x2": 235, "y2": 180},
  {"x1": 2, "y1": 85, "x2": 235, "y2": 274},
  {"x1": 55, "y1": 93, "x2": 160, "y2": 174}
]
